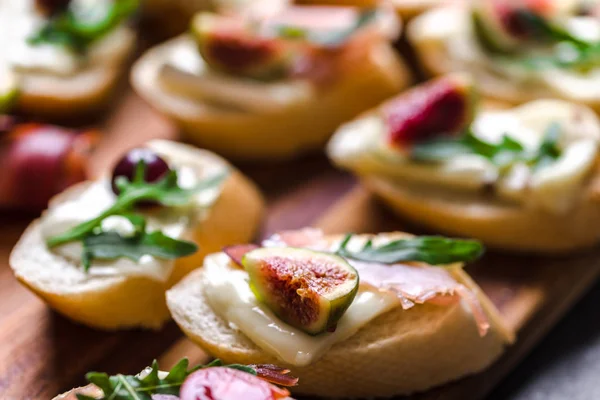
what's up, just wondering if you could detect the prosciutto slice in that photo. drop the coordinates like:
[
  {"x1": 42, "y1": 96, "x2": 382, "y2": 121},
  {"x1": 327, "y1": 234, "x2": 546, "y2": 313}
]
[{"x1": 259, "y1": 229, "x2": 490, "y2": 336}]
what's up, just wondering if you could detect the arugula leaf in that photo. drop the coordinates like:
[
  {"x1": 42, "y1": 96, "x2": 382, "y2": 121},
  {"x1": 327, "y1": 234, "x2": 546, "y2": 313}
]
[
  {"x1": 411, "y1": 123, "x2": 562, "y2": 171},
  {"x1": 275, "y1": 8, "x2": 377, "y2": 46},
  {"x1": 46, "y1": 169, "x2": 227, "y2": 248},
  {"x1": 29, "y1": 0, "x2": 139, "y2": 53},
  {"x1": 77, "y1": 358, "x2": 258, "y2": 400},
  {"x1": 81, "y1": 231, "x2": 198, "y2": 272},
  {"x1": 336, "y1": 234, "x2": 484, "y2": 266}
]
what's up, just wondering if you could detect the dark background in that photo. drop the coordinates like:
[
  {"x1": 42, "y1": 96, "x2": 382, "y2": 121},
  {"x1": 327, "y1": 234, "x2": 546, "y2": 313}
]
[{"x1": 490, "y1": 281, "x2": 600, "y2": 400}]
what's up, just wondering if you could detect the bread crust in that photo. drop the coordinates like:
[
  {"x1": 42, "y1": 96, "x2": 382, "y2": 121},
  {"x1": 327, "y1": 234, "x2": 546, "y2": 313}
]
[
  {"x1": 362, "y1": 169, "x2": 600, "y2": 253},
  {"x1": 166, "y1": 233, "x2": 513, "y2": 398},
  {"x1": 10, "y1": 152, "x2": 265, "y2": 330},
  {"x1": 131, "y1": 36, "x2": 411, "y2": 161},
  {"x1": 407, "y1": 7, "x2": 600, "y2": 112}
]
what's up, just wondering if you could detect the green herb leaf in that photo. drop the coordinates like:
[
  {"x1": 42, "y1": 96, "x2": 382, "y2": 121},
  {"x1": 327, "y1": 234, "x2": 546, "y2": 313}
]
[
  {"x1": 336, "y1": 234, "x2": 484, "y2": 266},
  {"x1": 77, "y1": 358, "x2": 258, "y2": 400},
  {"x1": 29, "y1": 0, "x2": 139, "y2": 53},
  {"x1": 81, "y1": 231, "x2": 198, "y2": 272},
  {"x1": 276, "y1": 8, "x2": 377, "y2": 46},
  {"x1": 411, "y1": 123, "x2": 562, "y2": 171},
  {"x1": 46, "y1": 169, "x2": 227, "y2": 248}
]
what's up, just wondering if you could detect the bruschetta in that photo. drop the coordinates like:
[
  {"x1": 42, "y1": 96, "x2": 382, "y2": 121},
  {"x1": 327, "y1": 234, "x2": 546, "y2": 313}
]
[
  {"x1": 54, "y1": 357, "x2": 298, "y2": 399},
  {"x1": 328, "y1": 74, "x2": 600, "y2": 253},
  {"x1": 10, "y1": 140, "x2": 264, "y2": 330},
  {"x1": 407, "y1": 0, "x2": 600, "y2": 110},
  {"x1": 1, "y1": 0, "x2": 138, "y2": 119},
  {"x1": 166, "y1": 229, "x2": 513, "y2": 398},
  {"x1": 131, "y1": 5, "x2": 411, "y2": 160}
]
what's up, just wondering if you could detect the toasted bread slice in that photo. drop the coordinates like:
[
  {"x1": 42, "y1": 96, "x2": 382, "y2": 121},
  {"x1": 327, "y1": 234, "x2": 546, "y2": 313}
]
[
  {"x1": 10, "y1": 141, "x2": 265, "y2": 330},
  {"x1": 14, "y1": 26, "x2": 136, "y2": 119},
  {"x1": 166, "y1": 233, "x2": 513, "y2": 398},
  {"x1": 362, "y1": 172, "x2": 600, "y2": 253},
  {"x1": 407, "y1": 7, "x2": 600, "y2": 111},
  {"x1": 131, "y1": 35, "x2": 410, "y2": 161}
]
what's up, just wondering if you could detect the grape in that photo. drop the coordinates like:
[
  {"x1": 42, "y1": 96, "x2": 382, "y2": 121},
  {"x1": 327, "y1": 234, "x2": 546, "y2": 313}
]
[{"x1": 111, "y1": 148, "x2": 170, "y2": 196}]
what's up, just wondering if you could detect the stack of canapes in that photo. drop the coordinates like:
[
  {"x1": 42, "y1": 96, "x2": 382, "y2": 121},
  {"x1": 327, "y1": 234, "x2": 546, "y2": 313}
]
[
  {"x1": 11, "y1": 0, "x2": 600, "y2": 399},
  {"x1": 408, "y1": 0, "x2": 600, "y2": 110}
]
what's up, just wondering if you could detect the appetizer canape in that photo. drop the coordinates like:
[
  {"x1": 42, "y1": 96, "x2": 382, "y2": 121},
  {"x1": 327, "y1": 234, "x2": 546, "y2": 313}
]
[
  {"x1": 0, "y1": 119, "x2": 97, "y2": 210},
  {"x1": 131, "y1": 5, "x2": 411, "y2": 160},
  {"x1": 0, "y1": 0, "x2": 137, "y2": 118},
  {"x1": 166, "y1": 229, "x2": 513, "y2": 398},
  {"x1": 54, "y1": 358, "x2": 298, "y2": 400},
  {"x1": 408, "y1": 0, "x2": 600, "y2": 110},
  {"x1": 328, "y1": 74, "x2": 600, "y2": 253},
  {"x1": 10, "y1": 140, "x2": 264, "y2": 330}
]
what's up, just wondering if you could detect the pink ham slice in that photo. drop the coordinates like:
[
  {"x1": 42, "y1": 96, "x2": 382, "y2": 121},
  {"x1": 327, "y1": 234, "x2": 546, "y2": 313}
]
[{"x1": 259, "y1": 229, "x2": 490, "y2": 336}]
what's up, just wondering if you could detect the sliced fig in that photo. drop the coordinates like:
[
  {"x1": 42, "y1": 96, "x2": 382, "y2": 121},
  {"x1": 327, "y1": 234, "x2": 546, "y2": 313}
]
[
  {"x1": 191, "y1": 13, "x2": 290, "y2": 81},
  {"x1": 179, "y1": 367, "x2": 290, "y2": 400},
  {"x1": 242, "y1": 247, "x2": 359, "y2": 335},
  {"x1": 383, "y1": 74, "x2": 477, "y2": 147}
]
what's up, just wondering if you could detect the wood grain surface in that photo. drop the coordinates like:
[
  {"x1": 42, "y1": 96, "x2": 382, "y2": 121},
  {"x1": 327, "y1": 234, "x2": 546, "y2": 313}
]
[{"x1": 1, "y1": 92, "x2": 600, "y2": 400}]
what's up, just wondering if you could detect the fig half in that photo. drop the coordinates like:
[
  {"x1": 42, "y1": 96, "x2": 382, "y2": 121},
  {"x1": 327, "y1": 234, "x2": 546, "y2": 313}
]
[
  {"x1": 242, "y1": 247, "x2": 359, "y2": 335},
  {"x1": 383, "y1": 74, "x2": 477, "y2": 147},
  {"x1": 191, "y1": 13, "x2": 290, "y2": 81}
]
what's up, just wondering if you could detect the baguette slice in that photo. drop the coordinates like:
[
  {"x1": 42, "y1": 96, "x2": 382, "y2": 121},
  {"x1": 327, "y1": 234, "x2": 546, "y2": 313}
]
[
  {"x1": 131, "y1": 34, "x2": 410, "y2": 160},
  {"x1": 362, "y1": 172, "x2": 600, "y2": 253},
  {"x1": 10, "y1": 141, "x2": 265, "y2": 330},
  {"x1": 166, "y1": 233, "x2": 513, "y2": 398},
  {"x1": 407, "y1": 6, "x2": 600, "y2": 111},
  {"x1": 15, "y1": 28, "x2": 136, "y2": 119}
]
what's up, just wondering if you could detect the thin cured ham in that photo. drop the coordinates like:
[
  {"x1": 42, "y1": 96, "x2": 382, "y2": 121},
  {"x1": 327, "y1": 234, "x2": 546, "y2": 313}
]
[{"x1": 253, "y1": 229, "x2": 490, "y2": 336}]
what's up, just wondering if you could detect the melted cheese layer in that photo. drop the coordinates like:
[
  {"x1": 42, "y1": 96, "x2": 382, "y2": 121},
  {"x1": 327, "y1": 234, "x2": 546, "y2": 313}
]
[
  {"x1": 203, "y1": 253, "x2": 400, "y2": 367},
  {"x1": 329, "y1": 99, "x2": 600, "y2": 213}
]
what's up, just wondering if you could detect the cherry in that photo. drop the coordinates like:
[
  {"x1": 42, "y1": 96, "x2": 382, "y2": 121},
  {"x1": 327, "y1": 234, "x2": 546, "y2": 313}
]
[{"x1": 110, "y1": 148, "x2": 170, "y2": 196}]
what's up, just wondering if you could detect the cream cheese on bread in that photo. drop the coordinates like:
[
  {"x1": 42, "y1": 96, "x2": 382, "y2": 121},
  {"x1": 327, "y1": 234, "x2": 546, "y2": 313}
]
[
  {"x1": 409, "y1": 7, "x2": 600, "y2": 103},
  {"x1": 329, "y1": 99, "x2": 600, "y2": 214},
  {"x1": 203, "y1": 253, "x2": 399, "y2": 367},
  {"x1": 0, "y1": 0, "x2": 134, "y2": 76},
  {"x1": 39, "y1": 140, "x2": 226, "y2": 282}
]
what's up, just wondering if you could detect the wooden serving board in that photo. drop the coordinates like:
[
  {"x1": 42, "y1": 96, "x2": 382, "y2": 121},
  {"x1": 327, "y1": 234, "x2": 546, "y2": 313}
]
[{"x1": 1, "y1": 92, "x2": 600, "y2": 400}]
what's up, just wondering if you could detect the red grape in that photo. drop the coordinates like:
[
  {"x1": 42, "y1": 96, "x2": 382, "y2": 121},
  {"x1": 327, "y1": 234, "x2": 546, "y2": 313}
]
[{"x1": 111, "y1": 148, "x2": 170, "y2": 196}]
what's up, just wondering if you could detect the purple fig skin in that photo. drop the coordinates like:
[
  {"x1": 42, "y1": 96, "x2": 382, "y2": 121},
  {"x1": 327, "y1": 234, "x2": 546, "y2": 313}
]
[{"x1": 383, "y1": 75, "x2": 477, "y2": 146}]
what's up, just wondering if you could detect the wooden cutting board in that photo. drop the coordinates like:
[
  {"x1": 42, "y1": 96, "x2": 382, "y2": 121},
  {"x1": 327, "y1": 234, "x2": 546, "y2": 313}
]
[{"x1": 1, "y1": 92, "x2": 600, "y2": 400}]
